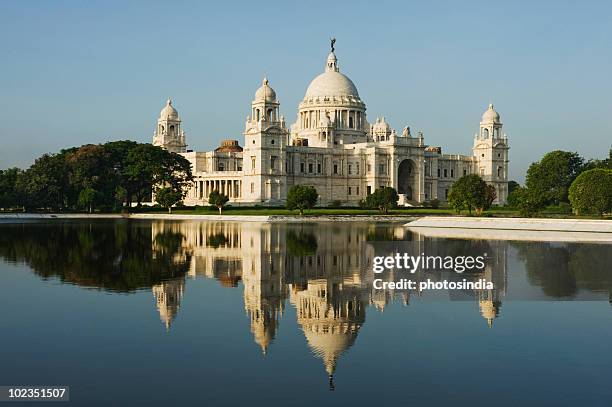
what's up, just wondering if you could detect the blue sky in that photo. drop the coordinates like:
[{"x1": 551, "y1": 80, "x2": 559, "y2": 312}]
[{"x1": 1, "y1": 0, "x2": 611, "y2": 181}]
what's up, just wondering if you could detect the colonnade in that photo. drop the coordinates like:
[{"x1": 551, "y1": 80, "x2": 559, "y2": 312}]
[{"x1": 193, "y1": 179, "x2": 242, "y2": 200}]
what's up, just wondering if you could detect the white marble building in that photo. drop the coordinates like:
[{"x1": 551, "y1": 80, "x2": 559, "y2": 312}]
[{"x1": 153, "y1": 43, "x2": 509, "y2": 206}]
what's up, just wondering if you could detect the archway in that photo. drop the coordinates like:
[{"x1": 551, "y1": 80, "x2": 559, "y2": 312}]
[{"x1": 397, "y1": 159, "x2": 416, "y2": 200}]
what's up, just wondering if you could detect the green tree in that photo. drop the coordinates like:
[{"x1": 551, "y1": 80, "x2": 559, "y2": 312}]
[
  {"x1": 0, "y1": 168, "x2": 23, "y2": 210},
  {"x1": 156, "y1": 187, "x2": 183, "y2": 213},
  {"x1": 514, "y1": 187, "x2": 547, "y2": 217},
  {"x1": 19, "y1": 153, "x2": 70, "y2": 211},
  {"x1": 525, "y1": 150, "x2": 584, "y2": 204},
  {"x1": 448, "y1": 174, "x2": 487, "y2": 215},
  {"x1": 364, "y1": 187, "x2": 399, "y2": 214},
  {"x1": 286, "y1": 185, "x2": 318, "y2": 215},
  {"x1": 508, "y1": 180, "x2": 520, "y2": 195},
  {"x1": 78, "y1": 187, "x2": 103, "y2": 213},
  {"x1": 568, "y1": 168, "x2": 612, "y2": 216},
  {"x1": 208, "y1": 190, "x2": 229, "y2": 214}
]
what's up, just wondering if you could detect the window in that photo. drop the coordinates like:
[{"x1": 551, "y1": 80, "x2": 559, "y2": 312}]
[
  {"x1": 367, "y1": 164, "x2": 371, "y2": 173},
  {"x1": 445, "y1": 189, "x2": 449, "y2": 198},
  {"x1": 250, "y1": 183, "x2": 254, "y2": 193},
  {"x1": 308, "y1": 163, "x2": 313, "y2": 173},
  {"x1": 497, "y1": 166, "x2": 502, "y2": 177},
  {"x1": 317, "y1": 163, "x2": 321, "y2": 173},
  {"x1": 437, "y1": 168, "x2": 441, "y2": 177},
  {"x1": 480, "y1": 168, "x2": 485, "y2": 176},
  {"x1": 251, "y1": 157, "x2": 256, "y2": 170},
  {"x1": 482, "y1": 154, "x2": 485, "y2": 158},
  {"x1": 333, "y1": 164, "x2": 338, "y2": 174},
  {"x1": 271, "y1": 139, "x2": 275, "y2": 145},
  {"x1": 270, "y1": 156, "x2": 276, "y2": 170},
  {"x1": 482, "y1": 128, "x2": 489, "y2": 138},
  {"x1": 348, "y1": 164, "x2": 352, "y2": 175},
  {"x1": 348, "y1": 186, "x2": 352, "y2": 195},
  {"x1": 443, "y1": 169, "x2": 448, "y2": 178},
  {"x1": 356, "y1": 164, "x2": 360, "y2": 174},
  {"x1": 497, "y1": 153, "x2": 501, "y2": 158},
  {"x1": 218, "y1": 163, "x2": 225, "y2": 171},
  {"x1": 356, "y1": 186, "x2": 359, "y2": 195},
  {"x1": 450, "y1": 169, "x2": 454, "y2": 178},
  {"x1": 300, "y1": 162, "x2": 305, "y2": 173},
  {"x1": 349, "y1": 116, "x2": 354, "y2": 128},
  {"x1": 252, "y1": 139, "x2": 255, "y2": 144},
  {"x1": 463, "y1": 169, "x2": 467, "y2": 176},
  {"x1": 379, "y1": 164, "x2": 385, "y2": 174},
  {"x1": 367, "y1": 186, "x2": 372, "y2": 195}
]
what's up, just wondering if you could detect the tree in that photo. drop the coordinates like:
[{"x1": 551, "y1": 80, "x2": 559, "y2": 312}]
[
  {"x1": 364, "y1": 187, "x2": 399, "y2": 214},
  {"x1": 78, "y1": 187, "x2": 103, "y2": 213},
  {"x1": 0, "y1": 168, "x2": 23, "y2": 210},
  {"x1": 156, "y1": 187, "x2": 183, "y2": 213},
  {"x1": 208, "y1": 190, "x2": 229, "y2": 214},
  {"x1": 19, "y1": 153, "x2": 70, "y2": 211},
  {"x1": 480, "y1": 184, "x2": 498, "y2": 213},
  {"x1": 506, "y1": 186, "x2": 523, "y2": 208},
  {"x1": 448, "y1": 174, "x2": 487, "y2": 215},
  {"x1": 568, "y1": 168, "x2": 612, "y2": 216},
  {"x1": 514, "y1": 187, "x2": 547, "y2": 217},
  {"x1": 525, "y1": 150, "x2": 584, "y2": 204},
  {"x1": 508, "y1": 180, "x2": 520, "y2": 195},
  {"x1": 286, "y1": 185, "x2": 318, "y2": 215}
]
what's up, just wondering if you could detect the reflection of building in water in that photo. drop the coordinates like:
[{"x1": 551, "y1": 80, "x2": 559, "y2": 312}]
[
  {"x1": 242, "y1": 223, "x2": 288, "y2": 353},
  {"x1": 290, "y1": 279, "x2": 365, "y2": 390},
  {"x1": 152, "y1": 278, "x2": 185, "y2": 331},
  {"x1": 478, "y1": 241, "x2": 507, "y2": 327},
  {"x1": 149, "y1": 221, "x2": 510, "y2": 377}
]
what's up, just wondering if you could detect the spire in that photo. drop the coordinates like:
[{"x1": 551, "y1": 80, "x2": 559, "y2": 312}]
[
  {"x1": 167, "y1": 97, "x2": 172, "y2": 106},
  {"x1": 326, "y1": 38, "x2": 339, "y2": 72}
]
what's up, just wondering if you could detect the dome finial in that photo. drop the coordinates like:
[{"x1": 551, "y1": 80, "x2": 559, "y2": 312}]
[
  {"x1": 263, "y1": 76, "x2": 268, "y2": 85},
  {"x1": 167, "y1": 97, "x2": 172, "y2": 106},
  {"x1": 330, "y1": 37, "x2": 336, "y2": 53}
]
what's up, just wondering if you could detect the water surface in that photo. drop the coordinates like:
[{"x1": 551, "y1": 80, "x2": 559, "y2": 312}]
[{"x1": 1, "y1": 220, "x2": 611, "y2": 406}]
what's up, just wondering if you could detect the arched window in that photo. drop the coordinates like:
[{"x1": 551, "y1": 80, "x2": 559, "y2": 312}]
[
  {"x1": 349, "y1": 116, "x2": 354, "y2": 129},
  {"x1": 267, "y1": 108, "x2": 273, "y2": 122},
  {"x1": 482, "y1": 128, "x2": 489, "y2": 138},
  {"x1": 169, "y1": 125, "x2": 175, "y2": 135},
  {"x1": 494, "y1": 128, "x2": 499, "y2": 137},
  {"x1": 256, "y1": 109, "x2": 260, "y2": 121}
]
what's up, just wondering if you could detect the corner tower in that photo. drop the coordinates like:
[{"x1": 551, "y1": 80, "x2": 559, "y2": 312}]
[
  {"x1": 153, "y1": 98, "x2": 187, "y2": 153},
  {"x1": 472, "y1": 104, "x2": 509, "y2": 204},
  {"x1": 243, "y1": 78, "x2": 288, "y2": 204}
]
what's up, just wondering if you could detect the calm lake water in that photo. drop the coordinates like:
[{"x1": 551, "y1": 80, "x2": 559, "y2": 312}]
[{"x1": 1, "y1": 220, "x2": 612, "y2": 406}]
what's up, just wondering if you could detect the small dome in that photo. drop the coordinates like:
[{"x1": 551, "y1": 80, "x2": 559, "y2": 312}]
[
  {"x1": 160, "y1": 98, "x2": 179, "y2": 120},
  {"x1": 215, "y1": 139, "x2": 243, "y2": 153},
  {"x1": 373, "y1": 117, "x2": 390, "y2": 132},
  {"x1": 481, "y1": 103, "x2": 500, "y2": 123},
  {"x1": 254, "y1": 77, "x2": 277, "y2": 102}
]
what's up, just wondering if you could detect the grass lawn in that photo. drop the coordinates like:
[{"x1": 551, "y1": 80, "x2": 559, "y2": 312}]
[{"x1": 134, "y1": 205, "x2": 520, "y2": 217}]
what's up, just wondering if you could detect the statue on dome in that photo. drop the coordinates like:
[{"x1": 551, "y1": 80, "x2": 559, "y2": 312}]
[{"x1": 330, "y1": 37, "x2": 336, "y2": 52}]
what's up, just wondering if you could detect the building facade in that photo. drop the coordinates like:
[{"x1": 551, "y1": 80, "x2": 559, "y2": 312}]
[{"x1": 152, "y1": 44, "x2": 509, "y2": 206}]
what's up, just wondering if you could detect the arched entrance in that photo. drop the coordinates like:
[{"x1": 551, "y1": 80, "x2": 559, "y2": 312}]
[{"x1": 397, "y1": 159, "x2": 416, "y2": 200}]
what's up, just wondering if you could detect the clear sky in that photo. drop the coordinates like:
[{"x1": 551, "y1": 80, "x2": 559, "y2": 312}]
[{"x1": 1, "y1": 0, "x2": 611, "y2": 182}]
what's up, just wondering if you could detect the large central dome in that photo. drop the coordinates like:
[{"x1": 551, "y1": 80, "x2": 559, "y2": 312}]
[{"x1": 303, "y1": 52, "x2": 360, "y2": 100}]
